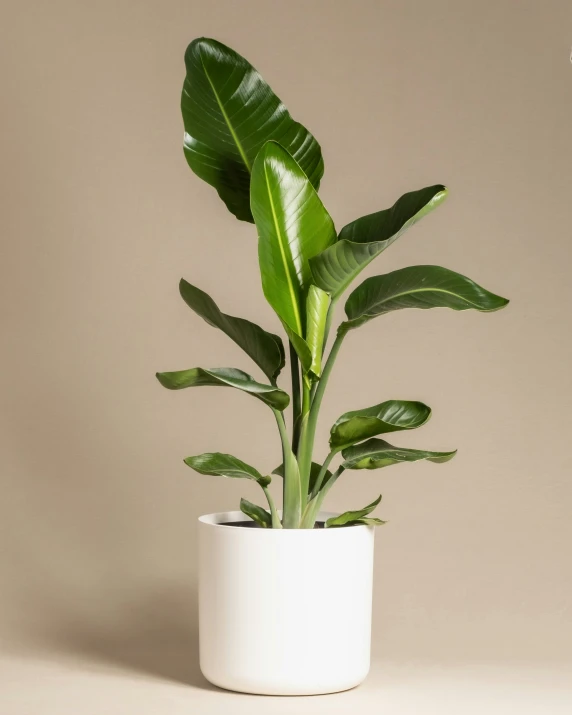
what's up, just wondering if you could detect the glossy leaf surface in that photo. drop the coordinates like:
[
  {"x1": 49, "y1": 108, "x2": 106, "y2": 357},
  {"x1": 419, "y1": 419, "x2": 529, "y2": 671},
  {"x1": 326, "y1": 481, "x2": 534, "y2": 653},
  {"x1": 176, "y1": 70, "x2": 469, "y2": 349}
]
[
  {"x1": 179, "y1": 279, "x2": 285, "y2": 382},
  {"x1": 343, "y1": 265, "x2": 509, "y2": 330},
  {"x1": 330, "y1": 399, "x2": 431, "y2": 450},
  {"x1": 342, "y1": 438, "x2": 457, "y2": 469},
  {"x1": 252, "y1": 142, "x2": 336, "y2": 351},
  {"x1": 305, "y1": 285, "x2": 331, "y2": 376},
  {"x1": 184, "y1": 452, "x2": 271, "y2": 486},
  {"x1": 156, "y1": 367, "x2": 289, "y2": 410},
  {"x1": 310, "y1": 186, "x2": 447, "y2": 299},
  {"x1": 325, "y1": 494, "x2": 382, "y2": 527},
  {"x1": 182, "y1": 38, "x2": 323, "y2": 222},
  {"x1": 240, "y1": 498, "x2": 272, "y2": 527}
]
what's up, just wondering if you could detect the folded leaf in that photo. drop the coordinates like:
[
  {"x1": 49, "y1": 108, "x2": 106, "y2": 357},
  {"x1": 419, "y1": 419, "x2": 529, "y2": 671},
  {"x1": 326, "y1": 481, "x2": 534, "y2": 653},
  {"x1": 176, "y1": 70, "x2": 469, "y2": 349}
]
[
  {"x1": 182, "y1": 38, "x2": 324, "y2": 222},
  {"x1": 306, "y1": 285, "x2": 331, "y2": 376},
  {"x1": 343, "y1": 265, "x2": 510, "y2": 330},
  {"x1": 310, "y1": 185, "x2": 447, "y2": 299},
  {"x1": 342, "y1": 438, "x2": 457, "y2": 469},
  {"x1": 273, "y1": 461, "x2": 333, "y2": 493},
  {"x1": 282, "y1": 323, "x2": 313, "y2": 374},
  {"x1": 345, "y1": 517, "x2": 387, "y2": 527},
  {"x1": 252, "y1": 142, "x2": 336, "y2": 358},
  {"x1": 330, "y1": 399, "x2": 431, "y2": 450},
  {"x1": 325, "y1": 495, "x2": 382, "y2": 527},
  {"x1": 184, "y1": 452, "x2": 271, "y2": 486},
  {"x1": 179, "y1": 279, "x2": 285, "y2": 382},
  {"x1": 156, "y1": 367, "x2": 289, "y2": 410},
  {"x1": 240, "y1": 498, "x2": 272, "y2": 527}
]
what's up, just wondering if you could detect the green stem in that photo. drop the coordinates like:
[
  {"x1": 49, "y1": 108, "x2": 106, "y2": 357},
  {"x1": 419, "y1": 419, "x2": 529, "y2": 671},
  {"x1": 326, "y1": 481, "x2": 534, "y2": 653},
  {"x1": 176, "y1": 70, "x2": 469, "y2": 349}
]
[
  {"x1": 300, "y1": 464, "x2": 346, "y2": 528},
  {"x1": 274, "y1": 409, "x2": 301, "y2": 528},
  {"x1": 311, "y1": 449, "x2": 337, "y2": 498},
  {"x1": 296, "y1": 379, "x2": 312, "y2": 509},
  {"x1": 321, "y1": 302, "x2": 335, "y2": 357},
  {"x1": 297, "y1": 329, "x2": 347, "y2": 492},
  {"x1": 263, "y1": 486, "x2": 282, "y2": 529},
  {"x1": 289, "y1": 342, "x2": 301, "y2": 453}
]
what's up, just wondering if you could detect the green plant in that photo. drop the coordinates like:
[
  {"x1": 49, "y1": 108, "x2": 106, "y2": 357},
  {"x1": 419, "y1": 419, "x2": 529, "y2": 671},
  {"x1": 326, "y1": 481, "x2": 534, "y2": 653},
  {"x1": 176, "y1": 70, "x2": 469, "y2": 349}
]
[{"x1": 156, "y1": 38, "x2": 509, "y2": 529}]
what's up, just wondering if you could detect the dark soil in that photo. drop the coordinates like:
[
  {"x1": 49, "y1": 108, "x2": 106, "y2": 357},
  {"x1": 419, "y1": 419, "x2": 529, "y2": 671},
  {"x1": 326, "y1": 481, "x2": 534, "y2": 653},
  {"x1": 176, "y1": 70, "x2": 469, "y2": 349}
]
[{"x1": 223, "y1": 520, "x2": 326, "y2": 529}]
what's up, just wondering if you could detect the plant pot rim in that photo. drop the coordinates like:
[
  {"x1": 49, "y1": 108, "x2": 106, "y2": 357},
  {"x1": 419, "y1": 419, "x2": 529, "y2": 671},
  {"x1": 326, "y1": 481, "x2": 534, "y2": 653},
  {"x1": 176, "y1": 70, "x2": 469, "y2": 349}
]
[{"x1": 198, "y1": 510, "x2": 372, "y2": 532}]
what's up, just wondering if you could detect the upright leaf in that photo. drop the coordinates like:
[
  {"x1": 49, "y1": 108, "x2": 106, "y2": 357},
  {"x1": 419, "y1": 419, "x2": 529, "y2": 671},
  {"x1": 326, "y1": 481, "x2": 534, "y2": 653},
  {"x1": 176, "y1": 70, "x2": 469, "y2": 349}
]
[
  {"x1": 343, "y1": 265, "x2": 509, "y2": 330},
  {"x1": 179, "y1": 279, "x2": 285, "y2": 382},
  {"x1": 252, "y1": 142, "x2": 336, "y2": 358},
  {"x1": 184, "y1": 452, "x2": 271, "y2": 486},
  {"x1": 305, "y1": 285, "x2": 331, "y2": 376},
  {"x1": 240, "y1": 498, "x2": 272, "y2": 527},
  {"x1": 156, "y1": 366, "x2": 289, "y2": 410},
  {"x1": 342, "y1": 438, "x2": 457, "y2": 470},
  {"x1": 182, "y1": 38, "x2": 324, "y2": 222},
  {"x1": 330, "y1": 400, "x2": 431, "y2": 450},
  {"x1": 325, "y1": 495, "x2": 382, "y2": 527},
  {"x1": 310, "y1": 186, "x2": 447, "y2": 299}
]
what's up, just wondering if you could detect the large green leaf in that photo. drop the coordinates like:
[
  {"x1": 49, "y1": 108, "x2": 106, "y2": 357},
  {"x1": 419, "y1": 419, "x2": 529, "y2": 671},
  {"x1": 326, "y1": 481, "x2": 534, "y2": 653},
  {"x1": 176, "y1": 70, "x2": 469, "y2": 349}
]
[
  {"x1": 305, "y1": 285, "x2": 331, "y2": 376},
  {"x1": 252, "y1": 142, "x2": 336, "y2": 355},
  {"x1": 179, "y1": 279, "x2": 285, "y2": 382},
  {"x1": 184, "y1": 452, "x2": 271, "y2": 486},
  {"x1": 330, "y1": 400, "x2": 431, "y2": 450},
  {"x1": 156, "y1": 366, "x2": 289, "y2": 410},
  {"x1": 325, "y1": 494, "x2": 382, "y2": 527},
  {"x1": 343, "y1": 265, "x2": 509, "y2": 330},
  {"x1": 310, "y1": 185, "x2": 447, "y2": 299},
  {"x1": 240, "y1": 498, "x2": 272, "y2": 527},
  {"x1": 342, "y1": 438, "x2": 457, "y2": 469},
  {"x1": 181, "y1": 38, "x2": 324, "y2": 222}
]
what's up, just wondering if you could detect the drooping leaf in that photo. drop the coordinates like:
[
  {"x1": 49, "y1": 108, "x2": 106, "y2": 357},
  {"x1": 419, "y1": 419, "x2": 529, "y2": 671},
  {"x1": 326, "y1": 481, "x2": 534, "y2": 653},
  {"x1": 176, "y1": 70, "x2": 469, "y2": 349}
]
[
  {"x1": 325, "y1": 494, "x2": 382, "y2": 527},
  {"x1": 252, "y1": 142, "x2": 336, "y2": 360},
  {"x1": 305, "y1": 285, "x2": 331, "y2": 376},
  {"x1": 342, "y1": 265, "x2": 510, "y2": 330},
  {"x1": 184, "y1": 452, "x2": 271, "y2": 487},
  {"x1": 344, "y1": 517, "x2": 387, "y2": 527},
  {"x1": 330, "y1": 400, "x2": 431, "y2": 450},
  {"x1": 342, "y1": 438, "x2": 457, "y2": 470},
  {"x1": 181, "y1": 38, "x2": 324, "y2": 222},
  {"x1": 310, "y1": 185, "x2": 447, "y2": 299},
  {"x1": 240, "y1": 498, "x2": 272, "y2": 527},
  {"x1": 179, "y1": 279, "x2": 285, "y2": 382},
  {"x1": 156, "y1": 367, "x2": 289, "y2": 410},
  {"x1": 273, "y1": 461, "x2": 333, "y2": 493}
]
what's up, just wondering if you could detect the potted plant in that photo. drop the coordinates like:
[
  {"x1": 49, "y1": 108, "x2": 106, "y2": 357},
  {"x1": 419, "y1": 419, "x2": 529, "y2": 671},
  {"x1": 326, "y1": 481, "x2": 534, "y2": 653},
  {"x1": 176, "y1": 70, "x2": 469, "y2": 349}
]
[{"x1": 156, "y1": 38, "x2": 509, "y2": 695}]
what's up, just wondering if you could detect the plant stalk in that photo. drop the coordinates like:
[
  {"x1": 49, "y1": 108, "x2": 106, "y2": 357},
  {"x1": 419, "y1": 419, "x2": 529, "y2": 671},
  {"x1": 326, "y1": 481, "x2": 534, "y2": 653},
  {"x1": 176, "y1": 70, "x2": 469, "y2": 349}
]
[
  {"x1": 297, "y1": 329, "x2": 347, "y2": 493},
  {"x1": 311, "y1": 449, "x2": 337, "y2": 498},
  {"x1": 289, "y1": 342, "x2": 302, "y2": 453},
  {"x1": 273, "y1": 409, "x2": 301, "y2": 528},
  {"x1": 262, "y1": 486, "x2": 282, "y2": 529}
]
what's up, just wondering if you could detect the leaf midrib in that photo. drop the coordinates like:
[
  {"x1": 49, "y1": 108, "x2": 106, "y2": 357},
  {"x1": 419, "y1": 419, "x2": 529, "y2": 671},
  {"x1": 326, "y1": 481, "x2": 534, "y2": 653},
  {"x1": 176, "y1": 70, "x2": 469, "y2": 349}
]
[
  {"x1": 200, "y1": 55, "x2": 252, "y2": 171},
  {"x1": 263, "y1": 163, "x2": 303, "y2": 335}
]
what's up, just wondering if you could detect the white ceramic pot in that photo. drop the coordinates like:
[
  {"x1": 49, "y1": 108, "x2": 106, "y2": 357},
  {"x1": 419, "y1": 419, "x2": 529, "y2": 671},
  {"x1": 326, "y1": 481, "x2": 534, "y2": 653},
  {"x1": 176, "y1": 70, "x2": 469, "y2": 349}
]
[{"x1": 198, "y1": 510, "x2": 375, "y2": 695}]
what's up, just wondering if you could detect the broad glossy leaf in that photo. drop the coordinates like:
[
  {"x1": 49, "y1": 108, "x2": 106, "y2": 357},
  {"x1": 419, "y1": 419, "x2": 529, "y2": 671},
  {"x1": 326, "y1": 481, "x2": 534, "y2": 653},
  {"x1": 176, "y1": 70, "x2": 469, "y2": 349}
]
[
  {"x1": 179, "y1": 279, "x2": 285, "y2": 382},
  {"x1": 273, "y1": 461, "x2": 332, "y2": 493},
  {"x1": 343, "y1": 265, "x2": 510, "y2": 330},
  {"x1": 182, "y1": 38, "x2": 324, "y2": 222},
  {"x1": 305, "y1": 285, "x2": 331, "y2": 376},
  {"x1": 184, "y1": 452, "x2": 271, "y2": 486},
  {"x1": 156, "y1": 366, "x2": 289, "y2": 410},
  {"x1": 310, "y1": 186, "x2": 447, "y2": 299},
  {"x1": 330, "y1": 399, "x2": 431, "y2": 450},
  {"x1": 325, "y1": 495, "x2": 382, "y2": 527},
  {"x1": 240, "y1": 498, "x2": 272, "y2": 527},
  {"x1": 252, "y1": 142, "x2": 336, "y2": 356},
  {"x1": 342, "y1": 438, "x2": 457, "y2": 470}
]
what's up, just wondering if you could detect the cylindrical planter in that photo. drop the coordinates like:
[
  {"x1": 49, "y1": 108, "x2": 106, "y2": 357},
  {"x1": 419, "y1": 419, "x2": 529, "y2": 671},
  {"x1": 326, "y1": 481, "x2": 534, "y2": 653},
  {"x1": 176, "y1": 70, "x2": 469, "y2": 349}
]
[{"x1": 198, "y1": 510, "x2": 375, "y2": 695}]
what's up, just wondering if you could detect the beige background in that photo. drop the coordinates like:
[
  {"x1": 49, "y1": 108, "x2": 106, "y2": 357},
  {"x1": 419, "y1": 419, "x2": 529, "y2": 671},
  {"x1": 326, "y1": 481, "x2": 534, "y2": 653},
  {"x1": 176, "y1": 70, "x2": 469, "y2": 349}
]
[{"x1": 1, "y1": 0, "x2": 571, "y2": 712}]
